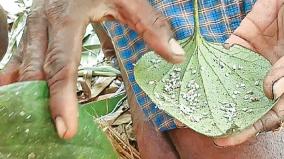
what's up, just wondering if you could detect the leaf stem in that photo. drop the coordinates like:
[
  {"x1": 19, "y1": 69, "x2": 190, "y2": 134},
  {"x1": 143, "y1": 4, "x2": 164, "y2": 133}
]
[{"x1": 194, "y1": 0, "x2": 202, "y2": 43}]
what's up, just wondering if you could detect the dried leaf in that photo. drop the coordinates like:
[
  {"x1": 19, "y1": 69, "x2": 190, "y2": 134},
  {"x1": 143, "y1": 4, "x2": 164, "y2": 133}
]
[{"x1": 92, "y1": 76, "x2": 116, "y2": 98}]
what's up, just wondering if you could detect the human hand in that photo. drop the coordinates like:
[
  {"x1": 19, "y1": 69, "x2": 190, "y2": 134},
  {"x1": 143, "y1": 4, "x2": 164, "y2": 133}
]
[
  {"x1": 214, "y1": 0, "x2": 284, "y2": 147},
  {"x1": 0, "y1": 0, "x2": 185, "y2": 139}
]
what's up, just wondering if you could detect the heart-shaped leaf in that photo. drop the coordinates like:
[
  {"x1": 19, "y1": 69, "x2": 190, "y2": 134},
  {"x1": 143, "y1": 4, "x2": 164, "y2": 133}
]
[
  {"x1": 0, "y1": 81, "x2": 118, "y2": 159},
  {"x1": 134, "y1": 0, "x2": 274, "y2": 137}
]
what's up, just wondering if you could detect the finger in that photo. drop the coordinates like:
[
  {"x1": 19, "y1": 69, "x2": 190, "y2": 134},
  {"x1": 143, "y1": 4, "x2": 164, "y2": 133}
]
[
  {"x1": 44, "y1": 17, "x2": 86, "y2": 139},
  {"x1": 263, "y1": 6, "x2": 284, "y2": 99},
  {"x1": 264, "y1": 57, "x2": 284, "y2": 99},
  {"x1": 272, "y1": 77, "x2": 284, "y2": 99},
  {"x1": 18, "y1": 3, "x2": 48, "y2": 81},
  {"x1": 213, "y1": 126, "x2": 257, "y2": 147},
  {"x1": 0, "y1": 4, "x2": 19, "y2": 85},
  {"x1": 0, "y1": 50, "x2": 21, "y2": 85},
  {"x1": 214, "y1": 96, "x2": 284, "y2": 147},
  {"x1": 225, "y1": 34, "x2": 255, "y2": 50},
  {"x1": 110, "y1": 0, "x2": 185, "y2": 63},
  {"x1": 0, "y1": 31, "x2": 25, "y2": 85}
]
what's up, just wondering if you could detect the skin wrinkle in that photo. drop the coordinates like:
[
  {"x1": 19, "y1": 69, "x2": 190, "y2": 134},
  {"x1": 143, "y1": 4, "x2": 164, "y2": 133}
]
[
  {"x1": 44, "y1": 48, "x2": 66, "y2": 80},
  {"x1": 45, "y1": 0, "x2": 68, "y2": 22},
  {"x1": 19, "y1": 65, "x2": 45, "y2": 81},
  {"x1": 263, "y1": 20, "x2": 278, "y2": 39},
  {"x1": 247, "y1": 0, "x2": 278, "y2": 30},
  {"x1": 270, "y1": 108, "x2": 283, "y2": 126},
  {"x1": 235, "y1": 18, "x2": 271, "y2": 58},
  {"x1": 20, "y1": 3, "x2": 48, "y2": 81},
  {"x1": 262, "y1": 111, "x2": 280, "y2": 131},
  {"x1": 152, "y1": 14, "x2": 163, "y2": 25},
  {"x1": 253, "y1": 119, "x2": 265, "y2": 133}
]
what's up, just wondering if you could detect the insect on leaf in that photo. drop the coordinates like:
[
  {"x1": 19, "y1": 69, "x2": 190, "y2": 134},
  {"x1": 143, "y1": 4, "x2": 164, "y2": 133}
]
[
  {"x1": 134, "y1": 0, "x2": 275, "y2": 137},
  {"x1": 0, "y1": 81, "x2": 118, "y2": 159}
]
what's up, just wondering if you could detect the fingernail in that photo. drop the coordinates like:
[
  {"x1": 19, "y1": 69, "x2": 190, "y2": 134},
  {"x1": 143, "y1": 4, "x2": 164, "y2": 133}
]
[
  {"x1": 55, "y1": 116, "x2": 67, "y2": 138},
  {"x1": 223, "y1": 42, "x2": 231, "y2": 49},
  {"x1": 169, "y1": 39, "x2": 185, "y2": 56},
  {"x1": 273, "y1": 77, "x2": 284, "y2": 99}
]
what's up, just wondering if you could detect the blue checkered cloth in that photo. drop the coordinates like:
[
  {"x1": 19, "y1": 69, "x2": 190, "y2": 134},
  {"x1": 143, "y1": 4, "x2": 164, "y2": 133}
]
[{"x1": 103, "y1": 0, "x2": 256, "y2": 132}]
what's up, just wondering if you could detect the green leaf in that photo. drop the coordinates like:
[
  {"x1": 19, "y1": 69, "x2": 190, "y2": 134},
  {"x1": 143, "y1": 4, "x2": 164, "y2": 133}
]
[
  {"x1": 134, "y1": 0, "x2": 275, "y2": 137},
  {"x1": 79, "y1": 66, "x2": 121, "y2": 77},
  {"x1": 82, "y1": 45, "x2": 101, "y2": 52},
  {"x1": 0, "y1": 81, "x2": 118, "y2": 159},
  {"x1": 82, "y1": 93, "x2": 126, "y2": 117}
]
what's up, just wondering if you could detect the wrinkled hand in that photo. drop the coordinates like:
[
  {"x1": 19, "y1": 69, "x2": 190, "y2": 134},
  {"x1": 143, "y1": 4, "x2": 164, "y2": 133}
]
[
  {"x1": 0, "y1": 0, "x2": 185, "y2": 139},
  {"x1": 214, "y1": 0, "x2": 284, "y2": 147}
]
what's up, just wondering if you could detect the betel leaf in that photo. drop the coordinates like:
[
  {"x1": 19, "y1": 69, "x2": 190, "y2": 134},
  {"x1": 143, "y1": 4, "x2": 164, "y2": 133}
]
[
  {"x1": 0, "y1": 81, "x2": 118, "y2": 159},
  {"x1": 134, "y1": 0, "x2": 275, "y2": 137},
  {"x1": 82, "y1": 93, "x2": 126, "y2": 117}
]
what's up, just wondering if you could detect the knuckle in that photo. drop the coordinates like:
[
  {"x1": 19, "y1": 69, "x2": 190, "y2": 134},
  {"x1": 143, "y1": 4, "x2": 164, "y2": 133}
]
[
  {"x1": 272, "y1": 106, "x2": 284, "y2": 120},
  {"x1": 44, "y1": 47, "x2": 78, "y2": 86},
  {"x1": 253, "y1": 119, "x2": 265, "y2": 132},
  {"x1": 263, "y1": 111, "x2": 279, "y2": 130},
  {"x1": 45, "y1": 0, "x2": 66, "y2": 16},
  {"x1": 19, "y1": 63, "x2": 44, "y2": 81},
  {"x1": 255, "y1": 110, "x2": 282, "y2": 133},
  {"x1": 29, "y1": 9, "x2": 42, "y2": 19},
  {"x1": 44, "y1": 0, "x2": 74, "y2": 24}
]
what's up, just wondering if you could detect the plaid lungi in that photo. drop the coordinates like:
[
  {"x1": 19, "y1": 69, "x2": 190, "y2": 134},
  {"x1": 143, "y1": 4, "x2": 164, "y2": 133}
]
[{"x1": 103, "y1": 0, "x2": 256, "y2": 131}]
